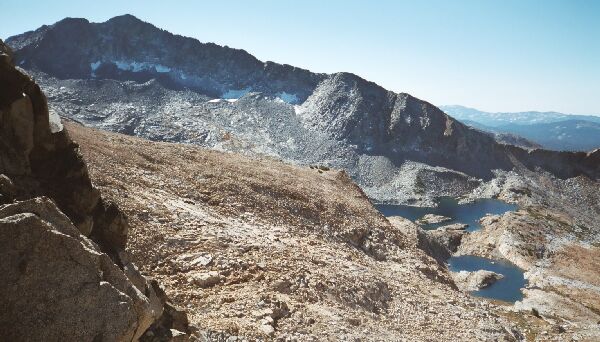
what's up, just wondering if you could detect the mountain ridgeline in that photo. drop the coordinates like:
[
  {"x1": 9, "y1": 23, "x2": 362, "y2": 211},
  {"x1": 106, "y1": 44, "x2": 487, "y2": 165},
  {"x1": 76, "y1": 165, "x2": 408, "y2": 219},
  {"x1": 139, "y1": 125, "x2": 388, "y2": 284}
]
[
  {"x1": 441, "y1": 105, "x2": 600, "y2": 152},
  {"x1": 8, "y1": 14, "x2": 321, "y2": 100},
  {"x1": 6, "y1": 15, "x2": 600, "y2": 201}
]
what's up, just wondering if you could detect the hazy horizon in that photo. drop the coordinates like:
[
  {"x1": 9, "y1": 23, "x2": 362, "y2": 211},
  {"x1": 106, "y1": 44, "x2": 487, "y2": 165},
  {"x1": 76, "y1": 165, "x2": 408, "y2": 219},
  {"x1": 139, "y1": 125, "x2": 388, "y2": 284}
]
[{"x1": 3, "y1": 0, "x2": 599, "y2": 116}]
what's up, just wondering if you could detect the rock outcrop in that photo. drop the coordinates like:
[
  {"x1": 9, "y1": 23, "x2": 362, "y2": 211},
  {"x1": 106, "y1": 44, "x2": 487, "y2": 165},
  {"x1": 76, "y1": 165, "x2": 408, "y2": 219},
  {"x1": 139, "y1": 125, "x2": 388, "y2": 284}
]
[
  {"x1": 416, "y1": 213, "x2": 452, "y2": 225},
  {"x1": 0, "y1": 40, "x2": 189, "y2": 341},
  {"x1": 0, "y1": 198, "x2": 158, "y2": 341},
  {"x1": 425, "y1": 224, "x2": 468, "y2": 259},
  {"x1": 387, "y1": 216, "x2": 460, "y2": 264},
  {"x1": 452, "y1": 270, "x2": 504, "y2": 291}
]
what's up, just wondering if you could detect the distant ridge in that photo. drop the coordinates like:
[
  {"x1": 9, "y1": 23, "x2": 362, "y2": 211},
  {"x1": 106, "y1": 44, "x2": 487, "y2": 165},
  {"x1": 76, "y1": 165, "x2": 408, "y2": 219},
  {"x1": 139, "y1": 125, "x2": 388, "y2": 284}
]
[{"x1": 441, "y1": 105, "x2": 600, "y2": 151}]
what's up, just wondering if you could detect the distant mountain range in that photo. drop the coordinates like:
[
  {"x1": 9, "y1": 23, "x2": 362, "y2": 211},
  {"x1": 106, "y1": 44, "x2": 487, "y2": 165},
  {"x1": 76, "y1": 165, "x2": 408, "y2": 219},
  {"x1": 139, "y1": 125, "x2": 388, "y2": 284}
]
[
  {"x1": 5, "y1": 15, "x2": 599, "y2": 204},
  {"x1": 440, "y1": 105, "x2": 600, "y2": 151}
]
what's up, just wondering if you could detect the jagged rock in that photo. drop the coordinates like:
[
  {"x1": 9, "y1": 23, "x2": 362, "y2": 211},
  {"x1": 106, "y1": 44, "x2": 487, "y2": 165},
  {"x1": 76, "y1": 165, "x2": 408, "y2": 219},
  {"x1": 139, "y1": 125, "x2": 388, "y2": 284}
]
[
  {"x1": 0, "y1": 39, "x2": 12, "y2": 62},
  {"x1": 0, "y1": 197, "x2": 159, "y2": 341},
  {"x1": 92, "y1": 200, "x2": 129, "y2": 252},
  {"x1": 425, "y1": 224, "x2": 468, "y2": 258},
  {"x1": 0, "y1": 38, "x2": 102, "y2": 240},
  {"x1": 388, "y1": 216, "x2": 460, "y2": 264},
  {"x1": 451, "y1": 270, "x2": 504, "y2": 291},
  {"x1": 0, "y1": 174, "x2": 16, "y2": 203},
  {"x1": 141, "y1": 281, "x2": 192, "y2": 342}
]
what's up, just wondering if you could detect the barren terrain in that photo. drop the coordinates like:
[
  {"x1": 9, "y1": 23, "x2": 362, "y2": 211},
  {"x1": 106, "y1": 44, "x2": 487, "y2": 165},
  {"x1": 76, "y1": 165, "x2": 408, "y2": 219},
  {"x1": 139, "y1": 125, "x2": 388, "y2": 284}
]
[{"x1": 67, "y1": 121, "x2": 536, "y2": 341}]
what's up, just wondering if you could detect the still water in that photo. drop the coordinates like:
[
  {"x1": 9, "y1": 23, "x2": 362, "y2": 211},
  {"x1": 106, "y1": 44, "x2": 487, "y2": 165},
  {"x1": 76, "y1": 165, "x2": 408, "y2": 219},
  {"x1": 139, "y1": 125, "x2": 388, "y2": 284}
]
[
  {"x1": 448, "y1": 255, "x2": 526, "y2": 302},
  {"x1": 376, "y1": 197, "x2": 525, "y2": 302},
  {"x1": 375, "y1": 197, "x2": 517, "y2": 232}
]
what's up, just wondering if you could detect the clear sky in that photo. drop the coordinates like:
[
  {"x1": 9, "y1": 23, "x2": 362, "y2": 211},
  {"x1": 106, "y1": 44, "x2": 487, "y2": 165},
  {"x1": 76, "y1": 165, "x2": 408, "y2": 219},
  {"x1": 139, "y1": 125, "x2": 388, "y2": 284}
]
[{"x1": 2, "y1": 0, "x2": 599, "y2": 115}]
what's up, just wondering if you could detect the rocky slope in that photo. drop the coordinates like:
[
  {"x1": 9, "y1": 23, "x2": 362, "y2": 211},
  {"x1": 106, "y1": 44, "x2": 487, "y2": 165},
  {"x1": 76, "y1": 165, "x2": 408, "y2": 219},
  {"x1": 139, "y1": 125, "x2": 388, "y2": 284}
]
[
  {"x1": 0, "y1": 40, "x2": 190, "y2": 341},
  {"x1": 6, "y1": 15, "x2": 600, "y2": 205},
  {"x1": 65, "y1": 120, "x2": 539, "y2": 341}
]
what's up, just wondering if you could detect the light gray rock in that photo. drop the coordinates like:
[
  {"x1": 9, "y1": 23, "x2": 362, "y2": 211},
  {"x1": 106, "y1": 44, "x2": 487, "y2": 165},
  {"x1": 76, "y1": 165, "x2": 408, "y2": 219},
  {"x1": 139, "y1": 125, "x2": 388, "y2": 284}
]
[
  {"x1": 190, "y1": 271, "x2": 222, "y2": 288},
  {"x1": 0, "y1": 197, "x2": 160, "y2": 341},
  {"x1": 416, "y1": 214, "x2": 452, "y2": 225},
  {"x1": 259, "y1": 323, "x2": 275, "y2": 336},
  {"x1": 452, "y1": 270, "x2": 504, "y2": 291}
]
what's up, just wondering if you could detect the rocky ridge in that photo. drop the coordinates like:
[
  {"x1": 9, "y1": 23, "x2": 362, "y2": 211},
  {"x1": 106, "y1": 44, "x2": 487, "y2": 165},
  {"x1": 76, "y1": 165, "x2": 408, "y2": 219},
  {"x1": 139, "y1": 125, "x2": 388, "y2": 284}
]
[{"x1": 6, "y1": 15, "x2": 600, "y2": 206}]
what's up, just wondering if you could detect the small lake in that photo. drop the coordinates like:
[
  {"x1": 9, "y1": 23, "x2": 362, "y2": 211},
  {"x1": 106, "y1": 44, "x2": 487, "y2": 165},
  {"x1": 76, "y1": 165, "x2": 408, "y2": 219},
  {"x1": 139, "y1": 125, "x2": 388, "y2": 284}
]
[
  {"x1": 376, "y1": 197, "x2": 525, "y2": 302},
  {"x1": 448, "y1": 255, "x2": 526, "y2": 302},
  {"x1": 375, "y1": 197, "x2": 517, "y2": 232}
]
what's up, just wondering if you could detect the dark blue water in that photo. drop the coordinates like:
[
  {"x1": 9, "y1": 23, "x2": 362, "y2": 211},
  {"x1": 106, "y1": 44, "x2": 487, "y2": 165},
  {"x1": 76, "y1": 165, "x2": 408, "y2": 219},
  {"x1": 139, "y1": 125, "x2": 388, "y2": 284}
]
[
  {"x1": 376, "y1": 197, "x2": 524, "y2": 302},
  {"x1": 376, "y1": 197, "x2": 517, "y2": 232},
  {"x1": 448, "y1": 255, "x2": 526, "y2": 302}
]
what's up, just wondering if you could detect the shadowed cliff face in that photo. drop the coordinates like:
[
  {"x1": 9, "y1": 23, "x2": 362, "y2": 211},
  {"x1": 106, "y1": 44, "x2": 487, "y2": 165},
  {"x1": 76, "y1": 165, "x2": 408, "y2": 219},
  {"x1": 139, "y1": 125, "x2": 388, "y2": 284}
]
[
  {"x1": 6, "y1": 15, "x2": 599, "y2": 189},
  {"x1": 0, "y1": 39, "x2": 191, "y2": 341}
]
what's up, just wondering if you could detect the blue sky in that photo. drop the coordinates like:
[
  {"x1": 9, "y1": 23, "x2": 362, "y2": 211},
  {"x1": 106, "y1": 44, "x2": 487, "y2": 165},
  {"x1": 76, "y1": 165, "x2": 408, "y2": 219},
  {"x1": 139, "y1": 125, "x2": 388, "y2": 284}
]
[{"x1": 2, "y1": 0, "x2": 599, "y2": 115}]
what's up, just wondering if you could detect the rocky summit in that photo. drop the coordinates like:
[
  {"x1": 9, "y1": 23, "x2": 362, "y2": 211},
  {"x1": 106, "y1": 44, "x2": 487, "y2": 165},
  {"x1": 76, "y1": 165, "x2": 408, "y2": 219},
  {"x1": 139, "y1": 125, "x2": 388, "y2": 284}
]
[{"x1": 6, "y1": 15, "x2": 599, "y2": 205}]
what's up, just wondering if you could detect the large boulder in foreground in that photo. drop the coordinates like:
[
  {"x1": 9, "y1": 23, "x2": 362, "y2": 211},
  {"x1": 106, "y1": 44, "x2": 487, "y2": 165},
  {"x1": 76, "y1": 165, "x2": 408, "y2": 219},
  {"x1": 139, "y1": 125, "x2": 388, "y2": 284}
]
[{"x1": 0, "y1": 197, "x2": 160, "y2": 341}]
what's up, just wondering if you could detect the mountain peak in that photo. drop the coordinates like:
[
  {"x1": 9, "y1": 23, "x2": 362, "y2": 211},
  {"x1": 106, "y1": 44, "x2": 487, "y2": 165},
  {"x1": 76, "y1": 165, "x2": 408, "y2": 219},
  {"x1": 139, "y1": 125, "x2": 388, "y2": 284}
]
[
  {"x1": 107, "y1": 13, "x2": 143, "y2": 23},
  {"x1": 104, "y1": 14, "x2": 152, "y2": 28},
  {"x1": 54, "y1": 16, "x2": 90, "y2": 25},
  {"x1": 50, "y1": 16, "x2": 90, "y2": 31}
]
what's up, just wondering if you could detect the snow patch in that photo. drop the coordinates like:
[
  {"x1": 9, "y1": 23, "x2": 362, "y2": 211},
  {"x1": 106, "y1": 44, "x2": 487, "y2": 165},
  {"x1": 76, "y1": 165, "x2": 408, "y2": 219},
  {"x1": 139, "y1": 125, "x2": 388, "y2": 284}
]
[
  {"x1": 222, "y1": 88, "x2": 251, "y2": 100},
  {"x1": 293, "y1": 105, "x2": 304, "y2": 115},
  {"x1": 207, "y1": 98, "x2": 238, "y2": 104},
  {"x1": 90, "y1": 61, "x2": 102, "y2": 77},
  {"x1": 90, "y1": 61, "x2": 102, "y2": 71},
  {"x1": 275, "y1": 92, "x2": 300, "y2": 104},
  {"x1": 114, "y1": 60, "x2": 171, "y2": 73}
]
